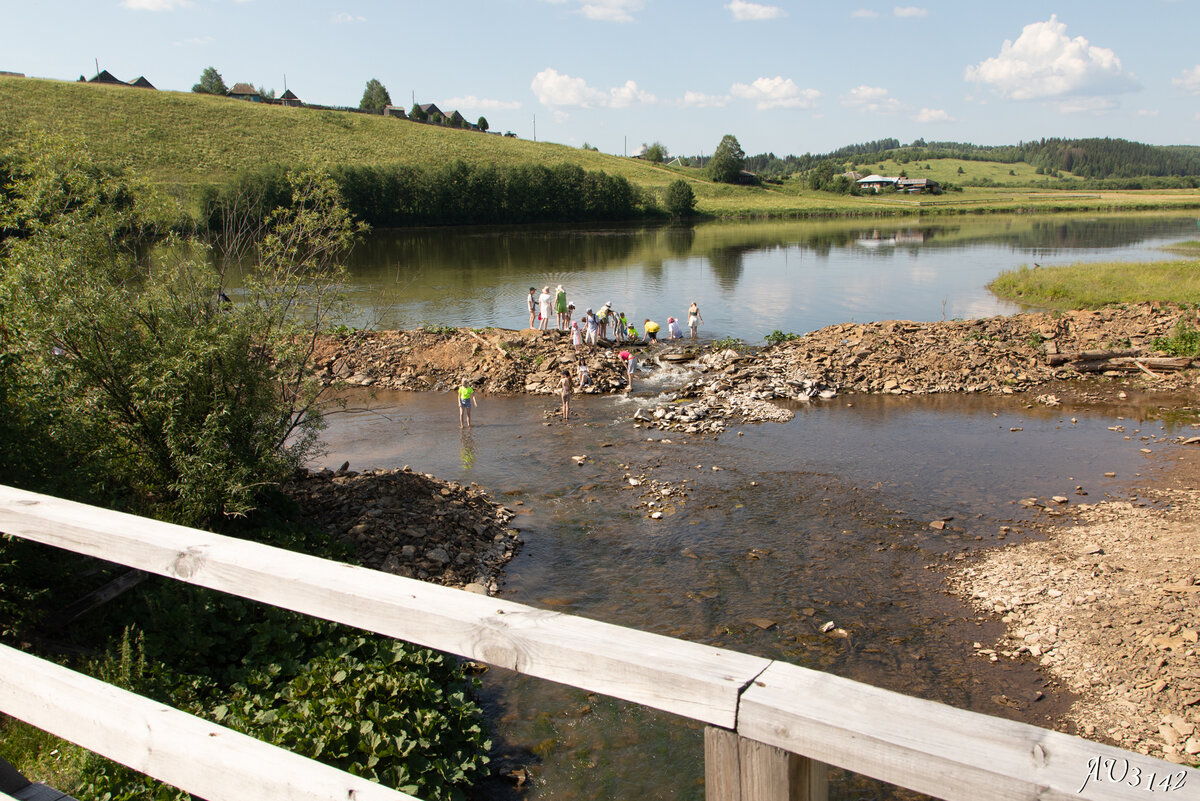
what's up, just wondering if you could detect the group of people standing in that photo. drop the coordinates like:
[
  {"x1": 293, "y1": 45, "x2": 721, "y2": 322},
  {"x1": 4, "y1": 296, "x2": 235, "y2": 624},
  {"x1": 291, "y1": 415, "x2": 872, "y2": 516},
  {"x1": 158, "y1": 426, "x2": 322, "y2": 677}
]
[
  {"x1": 454, "y1": 286, "x2": 708, "y2": 426},
  {"x1": 527, "y1": 285, "x2": 704, "y2": 347}
]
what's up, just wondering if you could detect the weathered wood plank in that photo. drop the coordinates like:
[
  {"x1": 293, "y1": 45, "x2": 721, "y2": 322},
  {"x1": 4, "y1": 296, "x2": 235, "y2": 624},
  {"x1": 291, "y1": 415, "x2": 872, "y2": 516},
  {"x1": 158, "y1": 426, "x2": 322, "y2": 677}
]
[
  {"x1": 706, "y1": 727, "x2": 828, "y2": 801},
  {"x1": 0, "y1": 645, "x2": 417, "y2": 801},
  {"x1": 0, "y1": 486, "x2": 768, "y2": 727},
  {"x1": 738, "y1": 661, "x2": 1198, "y2": 801}
]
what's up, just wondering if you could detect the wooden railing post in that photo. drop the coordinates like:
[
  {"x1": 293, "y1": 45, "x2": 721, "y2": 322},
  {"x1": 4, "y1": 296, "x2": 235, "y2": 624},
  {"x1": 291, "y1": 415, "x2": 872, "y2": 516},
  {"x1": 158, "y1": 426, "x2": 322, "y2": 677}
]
[{"x1": 705, "y1": 727, "x2": 829, "y2": 801}]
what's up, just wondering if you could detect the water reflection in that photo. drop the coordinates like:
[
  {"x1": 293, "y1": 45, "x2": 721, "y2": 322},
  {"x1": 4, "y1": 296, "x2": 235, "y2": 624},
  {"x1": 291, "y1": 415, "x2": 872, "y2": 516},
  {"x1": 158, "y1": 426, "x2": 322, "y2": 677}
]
[{"x1": 314, "y1": 214, "x2": 1197, "y2": 340}]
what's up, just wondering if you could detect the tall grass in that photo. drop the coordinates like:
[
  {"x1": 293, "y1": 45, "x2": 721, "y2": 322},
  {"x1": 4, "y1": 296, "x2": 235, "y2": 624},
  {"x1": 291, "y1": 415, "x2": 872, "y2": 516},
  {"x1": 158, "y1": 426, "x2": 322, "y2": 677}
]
[{"x1": 988, "y1": 260, "x2": 1200, "y2": 307}]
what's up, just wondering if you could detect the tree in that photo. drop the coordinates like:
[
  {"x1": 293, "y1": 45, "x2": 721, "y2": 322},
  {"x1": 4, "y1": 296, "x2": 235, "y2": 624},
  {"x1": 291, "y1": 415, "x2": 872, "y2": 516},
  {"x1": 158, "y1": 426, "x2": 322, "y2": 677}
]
[
  {"x1": 664, "y1": 179, "x2": 695, "y2": 217},
  {"x1": 359, "y1": 78, "x2": 391, "y2": 112},
  {"x1": 708, "y1": 134, "x2": 745, "y2": 184},
  {"x1": 409, "y1": 104, "x2": 428, "y2": 122},
  {"x1": 192, "y1": 66, "x2": 228, "y2": 95},
  {"x1": 257, "y1": 85, "x2": 276, "y2": 100},
  {"x1": 0, "y1": 138, "x2": 361, "y2": 525},
  {"x1": 642, "y1": 141, "x2": 668, "y2": 164},
  {"x1": 477, "y1": 116, "x2": 489, "y2": 132}
]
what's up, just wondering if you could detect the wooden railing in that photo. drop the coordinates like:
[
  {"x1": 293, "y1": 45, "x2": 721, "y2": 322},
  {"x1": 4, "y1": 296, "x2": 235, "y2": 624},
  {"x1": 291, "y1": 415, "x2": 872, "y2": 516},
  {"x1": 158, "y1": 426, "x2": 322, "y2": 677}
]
[{"x1": 1, "y1": 484, "x2": 1195, "y2": 801}]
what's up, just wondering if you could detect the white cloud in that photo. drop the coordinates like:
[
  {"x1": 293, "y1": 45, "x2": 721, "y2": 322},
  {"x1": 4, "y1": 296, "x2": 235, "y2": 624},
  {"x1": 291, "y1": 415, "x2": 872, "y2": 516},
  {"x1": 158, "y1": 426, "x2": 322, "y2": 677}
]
[
  {"x1": 442, "y1": 95, "x2": 522, "y2": 112},
  {"x1": 674, "y1": 90, "x2": 732, "y2": 108},
  {"x1": 1136, "y1": 109, "x2": 1160, "y2": 118},
  {"x1": 531, "y1": 68, "x2": 651, "y2": 108},
  {"x1": 913, "y1": 107, "x2": 953, "y2": 123},
  {"x1": 609, "y1": 80, "x2": 656, "y2": 107},
  {"x1": 1174, "y1": 66, "x2": 1200, "y2": 95},
  {"x1": 173, "y1": 35, "x2": 214, "y2": 46},
  {"x1": 331, "y1": 12, "x2": 366, "y2": 23},
  {"x1": 726, "y1": 0, "x2": 785, "y2": 21},
  {"x1": 851, "y1": 9, "x2": 879, "y2": 18},
  {"x1": 121, "y1": 0, "x2": 190, "y2": 9},
  {"x1": 731, "y1": 76, "x2": 820, "y2": 110},
  {"x1": 532, "y1": 69, "x2": 607, "y2": 107},
  {"x1": 580, "y1": 0, "x2": 643, "y2": 22},
  {"x1": 964, "y1": 15, "x2": 1138, "y2": 101},
  {"x1": 841, "y1": 85, "x2": 904, "y2": 114},
  {"x1": 893, "y1": 6, "x2": 927, "y2": 17}
]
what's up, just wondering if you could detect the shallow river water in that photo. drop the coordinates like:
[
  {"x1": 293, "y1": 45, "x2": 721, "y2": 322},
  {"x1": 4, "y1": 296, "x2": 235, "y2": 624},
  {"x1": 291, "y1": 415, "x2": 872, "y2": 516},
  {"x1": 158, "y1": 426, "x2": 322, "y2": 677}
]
[
  {"x1": 319, "y1": 385, "x2": 1195, "y2": 800},
  {"x1": 313, "y1": 214, "x2": 1200, "y2": 799}
]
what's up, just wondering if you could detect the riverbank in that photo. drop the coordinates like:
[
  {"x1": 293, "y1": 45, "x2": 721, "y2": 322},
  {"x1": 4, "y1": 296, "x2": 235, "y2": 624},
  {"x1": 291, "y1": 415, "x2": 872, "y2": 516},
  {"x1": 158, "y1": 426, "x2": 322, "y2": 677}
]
[
  {"x1": 286, "y1": 465, "x2": 522, "y2": 595},
  {"x1": 317, "y1": 303, "x2": 1199, "y2": 434},
  {"x1": 951, "y1": 447, "x2": 1200, "y2": 764}
]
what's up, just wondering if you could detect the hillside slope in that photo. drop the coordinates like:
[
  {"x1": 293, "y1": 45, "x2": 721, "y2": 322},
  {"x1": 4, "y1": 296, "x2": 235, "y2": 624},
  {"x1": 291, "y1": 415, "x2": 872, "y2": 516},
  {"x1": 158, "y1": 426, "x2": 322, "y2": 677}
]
[{"x1": 0, "y1": 76, "x2": 685, "y2": 191}]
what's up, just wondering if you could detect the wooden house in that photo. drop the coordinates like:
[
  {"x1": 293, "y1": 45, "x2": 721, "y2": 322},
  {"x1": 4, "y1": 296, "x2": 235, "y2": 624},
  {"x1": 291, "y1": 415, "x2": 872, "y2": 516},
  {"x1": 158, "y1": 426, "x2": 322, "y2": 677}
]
[
  {"x1": 130, "y1": 76, "x2": 156, "y2": 90},
  {"x1": 855, "y1": 174, "x2": 899, "y2": 192},
  {"x1": 278, "y1": 88, "x2": 301, "y2": 107},
  {"x1": 227, "y1": 82, "x2": 262, "y2": 102},
  {"x1": 382, "y1": 104, "x2": 407, "y2": 118},
  {"x1": 88, "y1": 70, "x2": 126, "y2": 86},
  {"x1": 895, "y1": 177, "x2": 940, "y2": 194}
]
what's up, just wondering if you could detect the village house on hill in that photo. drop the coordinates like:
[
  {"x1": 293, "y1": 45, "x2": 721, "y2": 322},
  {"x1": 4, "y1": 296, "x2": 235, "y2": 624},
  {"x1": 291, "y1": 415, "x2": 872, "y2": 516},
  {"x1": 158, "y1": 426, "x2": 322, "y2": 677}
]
[
  {"x1": 80, "y1": 70, "x2": 155, "y2": 89},
  {"x1": 856, "y1": 174, "x2": 940, "y2": 194},
  {"x1": 227, "y1": 82, "x2": 261, "y2": 102}
]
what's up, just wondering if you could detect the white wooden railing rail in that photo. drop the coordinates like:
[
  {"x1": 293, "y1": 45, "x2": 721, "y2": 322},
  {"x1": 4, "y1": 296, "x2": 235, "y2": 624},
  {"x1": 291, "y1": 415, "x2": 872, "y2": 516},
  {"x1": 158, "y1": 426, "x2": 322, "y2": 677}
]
[{"x1": 0, "y1": 484, "x2": 1195, "y2": 801}]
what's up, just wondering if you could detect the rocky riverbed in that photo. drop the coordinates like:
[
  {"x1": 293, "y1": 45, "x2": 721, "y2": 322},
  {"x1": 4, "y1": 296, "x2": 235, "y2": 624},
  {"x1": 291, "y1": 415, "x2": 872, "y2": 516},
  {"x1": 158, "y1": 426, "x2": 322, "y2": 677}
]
[
  {"x1": 950, "y1": 447, "x2": 1200, "y2": 763},
  {"x1": 315, "y1": 304, "x2": 1198, "y2": 437},
  {"x1": 309, "y1": 303, "x2": 1200, "y2": 763},
  {"x1": 286, "y1": 465, "x2": 522, "y2": 596}
]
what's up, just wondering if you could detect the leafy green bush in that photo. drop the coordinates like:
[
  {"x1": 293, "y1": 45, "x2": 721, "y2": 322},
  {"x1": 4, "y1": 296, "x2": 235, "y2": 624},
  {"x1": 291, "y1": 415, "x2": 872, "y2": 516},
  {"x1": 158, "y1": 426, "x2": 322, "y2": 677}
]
[
  {"x1": 215, "y1": 635, "x2": 489, "y2": 801},
  {"x1": 764, "y1": 330, "x2": 801, "y2": 346},
  {"x1": 1, "y1": 140, "x2": 358, "y2": 525},
  {"x1": 664, "y1": 179, "x2": 696, "y2": 217},
  {"x1": 1152, "y1": 319, "x2": 1200, "y2": 358}
]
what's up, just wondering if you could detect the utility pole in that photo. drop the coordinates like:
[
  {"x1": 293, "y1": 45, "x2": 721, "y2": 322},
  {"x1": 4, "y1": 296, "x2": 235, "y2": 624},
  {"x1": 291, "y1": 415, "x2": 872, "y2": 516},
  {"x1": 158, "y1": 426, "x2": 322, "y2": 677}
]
[
  {"x1": 533, "y1": 114, "x2": 536, "y2": 142},
  {"x1": 94, "y1": 57, "x2": 99, "y2": 78}
]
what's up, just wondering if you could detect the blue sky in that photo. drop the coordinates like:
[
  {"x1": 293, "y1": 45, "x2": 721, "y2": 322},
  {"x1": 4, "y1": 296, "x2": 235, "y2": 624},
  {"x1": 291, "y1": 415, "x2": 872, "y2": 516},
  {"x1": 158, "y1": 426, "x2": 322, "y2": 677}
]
[{"x1": 6, "y1": 1, "x2": 1200, "y2": 158}]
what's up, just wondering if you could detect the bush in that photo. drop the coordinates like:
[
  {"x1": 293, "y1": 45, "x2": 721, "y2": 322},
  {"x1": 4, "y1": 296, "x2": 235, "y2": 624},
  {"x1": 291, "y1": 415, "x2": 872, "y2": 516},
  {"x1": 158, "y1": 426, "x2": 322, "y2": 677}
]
[
  {"x1": 1, "y1": 142, "x2": 358, "y2": 525},
  {"x1": 764, "y1": 330, "x2": 801, "y2": 346},
  {"x1": 664, "y1": 179, "x2": 695, "y2": 217}
]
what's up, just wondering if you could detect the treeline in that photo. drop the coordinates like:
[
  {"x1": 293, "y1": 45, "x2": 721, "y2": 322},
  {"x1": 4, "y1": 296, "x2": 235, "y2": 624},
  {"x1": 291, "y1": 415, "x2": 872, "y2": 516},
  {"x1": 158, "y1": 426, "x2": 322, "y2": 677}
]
[
  {"x1": 204, "y1": 160, "x2": 654, "y2": 229},
  {"x1": 741, "y1": 137, "x2": 1200, "y2": 181}
]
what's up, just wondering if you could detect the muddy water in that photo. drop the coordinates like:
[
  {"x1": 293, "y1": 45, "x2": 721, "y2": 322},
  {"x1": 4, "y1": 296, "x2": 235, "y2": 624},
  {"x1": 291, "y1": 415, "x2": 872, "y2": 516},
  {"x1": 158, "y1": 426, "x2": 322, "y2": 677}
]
[{"x1": 318, "y1": 384, "x2": 1196, "y2": 800}]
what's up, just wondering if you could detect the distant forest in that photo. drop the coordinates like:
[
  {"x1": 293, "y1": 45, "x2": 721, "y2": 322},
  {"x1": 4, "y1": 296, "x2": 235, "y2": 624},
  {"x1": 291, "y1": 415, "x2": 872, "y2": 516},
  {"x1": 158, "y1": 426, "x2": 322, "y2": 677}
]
[{"x1": 731, "y1": 137, "x2": 1200, "y2": 183}]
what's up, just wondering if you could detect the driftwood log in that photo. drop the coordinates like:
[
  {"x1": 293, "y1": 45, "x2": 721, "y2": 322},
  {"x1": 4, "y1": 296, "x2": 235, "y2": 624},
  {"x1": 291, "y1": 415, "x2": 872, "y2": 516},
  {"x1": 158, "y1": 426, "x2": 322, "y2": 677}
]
[{"x1": 1048, "y1": 349, "x2": 1195, "y2": 374}]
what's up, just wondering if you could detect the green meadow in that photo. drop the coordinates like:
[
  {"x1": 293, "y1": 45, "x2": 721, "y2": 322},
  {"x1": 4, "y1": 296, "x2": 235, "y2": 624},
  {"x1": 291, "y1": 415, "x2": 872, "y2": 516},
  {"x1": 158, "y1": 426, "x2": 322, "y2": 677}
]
[
  {"x1": 4, "y1": 75, "x2": 1200, "y2": 218},
  {"x1": 989, "y1": 259, "x2": 1200, "y2": 308}
]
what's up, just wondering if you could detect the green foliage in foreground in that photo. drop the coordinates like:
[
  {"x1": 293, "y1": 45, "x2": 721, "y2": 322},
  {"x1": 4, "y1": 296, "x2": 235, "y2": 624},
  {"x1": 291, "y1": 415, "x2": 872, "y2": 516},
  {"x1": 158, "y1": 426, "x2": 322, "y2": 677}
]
[
  {"x1": 988, "y1": 259, "x2": 1200, "y2": 308},
  {"x1": 1, "y1": 140, "x2": 357, "y2": 524},
  {"x1": 0, "y1": 143, "x2": 492, "y2": 799}
]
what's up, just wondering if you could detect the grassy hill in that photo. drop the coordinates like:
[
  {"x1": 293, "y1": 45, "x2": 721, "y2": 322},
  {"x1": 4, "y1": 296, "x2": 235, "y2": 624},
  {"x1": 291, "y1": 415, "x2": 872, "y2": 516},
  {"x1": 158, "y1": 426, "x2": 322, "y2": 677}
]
[{"x1": 4, "y1": 75, "x2": 1200, "y2": 219}]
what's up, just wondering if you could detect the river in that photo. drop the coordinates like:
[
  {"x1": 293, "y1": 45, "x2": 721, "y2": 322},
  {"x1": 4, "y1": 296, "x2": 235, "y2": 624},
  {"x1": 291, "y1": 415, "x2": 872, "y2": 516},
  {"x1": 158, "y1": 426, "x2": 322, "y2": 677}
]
[{"x1": 316, "y1": 214, "x2": 1199, "y2": 800}]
